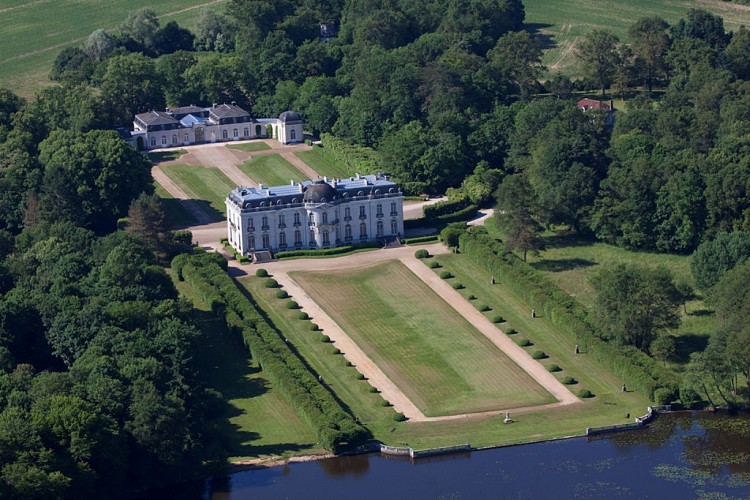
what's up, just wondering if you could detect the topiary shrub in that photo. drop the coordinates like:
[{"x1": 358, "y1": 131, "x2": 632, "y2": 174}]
[
  {"x1": 452, "y1": 282, "x2": 464, "y2": 290},
  {"x1": 381, "y1": 400, "x2": 391, "y2": 407},
  {"x1": 506, "y1": 328, "x2": 518, "y2": 335},
  {"x1": 468, "y1": 294, "x2": 476, "y2": 300},
  {"x1": 285, "y1": 300, "x2": 299, "y2": 309},
  {"x1": 415, "y1": 249, "x2": 430, "y2": 259},
  {"x1": 654, "y1": 387, "x2": 675, "y2": 405},
  {"x1": 531, "y1": 350, "x2": 547, "y2": 359},
  {"x1": 577, "y1": 389, "x2": 594, "y2": 398},
  {"x1": 547, "y1": 364, "x2": 562, "y2": 372},
  {"x1": 477, "y1": 304, "x2": 490, "y2": 312},
  {"x1": 562, "y1": 376, "x2": 577, "y2": 385},
  {"x1": 369, "y1": 386, "x2": 379, "y2": 393},
  {"x1": 321, "y1": 335, "x2": 330, "y2": 343},
  {"x1": 392, "y1": 412, "x2": 406, "y2": 422},
  {"x1": 264, "y1": 278, "x2": 278, "y2": 288},
  {"x1": 428, "y1": 261, "x2": 441, "y2": 269},
  {"x1": 332, "y1": 347, "x2": 341, "y2": 354},
  {"x1": 491, "y1": 315, "x2": 505, "y2": 323},
  {"x1": 345, "y1": 360, "x2": 353, "y2": 367},
  {"x1": 356, "y1": 372, "x2": 365, "y2": 380},
  {"x1": 516, "y1": 338, "x2": 532, "y2": 347},
  {"x1": 308, "y1": 322, "x2": 319, "y2": 331},
  {"x1": 296, "y1": 311, "x2": 309, "y2": 320},
  {"x1": 439, "y1": 270, "x2": 453, "y2": 279},
  {"x1": 256, "y1": 268, "x2": 268, "y2": 277},
  {"x1": 275, "y1": 289, "x2": 289, "y2": 299}
]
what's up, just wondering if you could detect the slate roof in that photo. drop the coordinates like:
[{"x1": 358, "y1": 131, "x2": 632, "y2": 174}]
[
  {"x1": 135, "y1": 111, "x2": 179, "y2": 126},
  {"x1": 210, "y1": 103, "x2": 251, "y2": 119},
  {"x1": 279, "y1": 110, "x2": 302, "y2": 123}
]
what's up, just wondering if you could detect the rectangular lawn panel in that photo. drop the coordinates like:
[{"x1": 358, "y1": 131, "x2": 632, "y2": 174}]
[
  {"x1": 154, "y1": 182, "x2": 196, "y2": 227},
  {"x1": 295, "y1": 147, "x2": 355, "y2": 179},
  {"x1": 159, "y1": 163, "x2": 235, "y2": 218},
  {"x1": 291, "y1": 260, "x2": 554, "y2": 417},
  {"x1": 239, "y1": 154, "x2": 309, "y2": 186},
  {"x1": 227, "y1": 141, "x2": 272, "y2": 152}
]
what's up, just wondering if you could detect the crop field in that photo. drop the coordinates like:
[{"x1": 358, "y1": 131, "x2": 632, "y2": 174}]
[
  {"x1": 159, "y1": 163, "x2": 234, "y2": 218},
  {"x1": 0, "y1": 0, "x2": 227, "y2": 98},
  {"x1": 525, "y1": 0, "x2": 750, "y2": 77},
  {"x1": 295, "y1": 147, "x2": 354, "y2": 180},
  {"x1": 239, "y1": 154, "x2": 309, "y2": 187},
  {"x1": 290, "y1": 260, "x2": 555, "y2": 417}
]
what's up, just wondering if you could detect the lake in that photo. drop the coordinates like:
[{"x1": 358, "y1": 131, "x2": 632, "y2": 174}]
[{"x1": 150, "y1": 412, "x2": 750, "y2": 499}]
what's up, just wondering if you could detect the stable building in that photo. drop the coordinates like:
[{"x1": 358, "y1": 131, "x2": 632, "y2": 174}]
[
  {"x1": 225, "y1": 174, "x2": 404, "y2": 258},
  {"x1": 128, "y1": 104, "x2": 304, "y2": 150}
]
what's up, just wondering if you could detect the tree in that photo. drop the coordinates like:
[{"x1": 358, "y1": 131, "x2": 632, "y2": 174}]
[
  {"x1": 628, "y1": 17, "x2": 670, "y2": 93},
  {"x1": 193, "y1": 8, "x2": 236, "y2": 52},
  {"x1": 690, "y1": 232, "x2": 750, "y2": 290},
  {"x1": 153, "y1": 21, "x2": 195, "y2": 55},
  {"x1": 577, "y1": 30, "x2": 621, "y2": 97},
  {"x1": 119, "y1": 8, "x2": 160, "y2": 52},
  {"x1": 650, "y1": 335, "x2": 676, "y2": 366},
  {"x1": 100, "y1": 53, "x2": 164, "y2": 126},
  {"x1": 590, "y1": 263, "x2": 682, "y2": 350},
  {"x1": 83, "y1": 29, "x2": 116, "y2": 62},
  {"x1": 484, "y1": 31, "x2": 544, "y2": 100},
  {"x1": 494, "y1": 174, "x2": 542, "y2": 262},
  {"x1": 126, "y1": 193, "x2": 168, "y2": 262},
  {"x1": 725, "y1": 26, "x2": 750, "y2": 80},
  {"x1": 672, "y1": 8, "x2": 729, "y2": 50}
]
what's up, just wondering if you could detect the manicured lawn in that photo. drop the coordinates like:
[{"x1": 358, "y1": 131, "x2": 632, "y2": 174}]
[
  {"x1": 525, "y1": 0, "x2": 750, "y2": 78},
  {"x1": 227, "y1": 141, "x2": 272, "y2": 152},
  {"x1": 238, "y1": 154, "x2": 309, "y2": 187},
  {"x1": 148, "y1": 149, "x2": 188, "y2": 163},
  {"x1": 159, "y1": 163, "x2": 235, "y2": 218},
  {"x1": 171, "y1": 271, "x2": 323, "y2": 462},
  {"x1": 154, "y1": 182, "x2": 196, "y2": 227},
  {"x1": 295, "y1": 146, "x2": 355, "y2": 179},
  {"x1": 290, "y1": 260, "x2": 554, "y2": 416},
  {"x1": 0, "y1": 0, "x2": 225, "y2": 98}
]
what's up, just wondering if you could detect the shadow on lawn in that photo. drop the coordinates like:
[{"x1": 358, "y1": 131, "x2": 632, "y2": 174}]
[
  {"x1": 673, "y1": 333, "x2": 710, "y2": 364},
  {"x1": 524, "y1": 23, "x2": 556, "y2": 50},
  {"x1": 531, "y1": 258, "x2": 596, "y2": 273}
]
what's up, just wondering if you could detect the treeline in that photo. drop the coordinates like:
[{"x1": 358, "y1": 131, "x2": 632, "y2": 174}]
[
  {"x1": 175, "y1": 252, "x2": 369, "y2": 451},
  {"x1": 0, "y1": 222, "x2": 223, "y2": 497}
]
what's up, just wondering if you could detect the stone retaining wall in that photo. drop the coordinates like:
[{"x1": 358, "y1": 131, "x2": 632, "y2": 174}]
[{"x1": 586, "y1": 405, "x2": 668, "y2": 436}]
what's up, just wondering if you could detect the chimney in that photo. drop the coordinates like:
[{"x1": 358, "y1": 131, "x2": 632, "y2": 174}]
[
  {"x1": 258, "y1": 183, "x2": 264, "y2": 190},
  {"x1": 298, "y1": 184, "x2": 303, "y2": 193},
  {"x1": 291, "y1": 179, "x2": 295, "y2": 185}
]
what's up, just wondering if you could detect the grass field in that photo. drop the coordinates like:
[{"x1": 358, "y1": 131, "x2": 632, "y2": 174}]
[
  {"x1": 154, "y1": 182, "x2": 196, "y2": 227},
  {"x1": 0, "y1": 0, "x2": 227, "y2": 98},
  {"x1": 148, "y1": 149, "x2": 188, "y2": 163},
  {"x1": 159, "y1": 163, "x2": 234, "y2": 219},
  {"x1": 295, "y1": 146, "x2": 355, "y2": 179},
  {"x1": 171, "y1": 271, "x2": 323, "y2": 461},
  {"x1": 290, "y1": 260, "x2": 554, "y2": 416},
  {"x1": 525, "y1": 0, "x2": 750, "y2": 77},
  {"x1": 239, "y1": 154, "x2": 309, "y2": 187},
  {"x1": 227, "y1": 141, "x2": 272, "y2": 152}
]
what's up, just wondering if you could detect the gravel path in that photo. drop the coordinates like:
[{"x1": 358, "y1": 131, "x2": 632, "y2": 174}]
[{"x1": 241, "y1": 243, "x2": 579, "y2": 422}]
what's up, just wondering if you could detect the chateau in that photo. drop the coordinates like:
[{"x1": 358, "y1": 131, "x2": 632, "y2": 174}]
[
  {"x1": 128, "y1": 104, "x2": 303, "y2": 150},
  {"x1": 225, "y1": 174, "x2": 404, "y2": 257}
]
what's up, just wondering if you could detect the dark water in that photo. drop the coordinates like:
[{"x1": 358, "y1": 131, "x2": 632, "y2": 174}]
[{"x1": 157, "y1": 412, "x2": 750, "y2": 499}]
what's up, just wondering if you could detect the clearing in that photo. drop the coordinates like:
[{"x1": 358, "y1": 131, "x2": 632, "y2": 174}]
[{"x1": 290, "y1": 260, "x2": 555, "y2": 417}]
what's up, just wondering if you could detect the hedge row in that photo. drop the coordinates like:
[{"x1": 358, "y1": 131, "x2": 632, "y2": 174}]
[
  {"x1": 435, "y1": 204, "x2": 478, "y2": 225},
  {"x1": 319, "y1": 133, "x2": 379, "y2": 175},
  {"x1": 177, "y1": 254, "x2": 368, "y2": 451},
  {"x1": 423, "y1": 197, "x2": 471, "y2": 220},
  {"x1": 404, "y1": 235, "x2": 439, "y2": 245},
  {"x1": 275, "y1": 241, "x2": 380, "y2": 259},
  {"x1": 458, "y1": 229, "x2": 677, "y2": 401}
]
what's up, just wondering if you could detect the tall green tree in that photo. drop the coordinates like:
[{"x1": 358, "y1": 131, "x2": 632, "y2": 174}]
[
  {"x1": 576, "y1": 30, "x2": 621, "y2": 97},
  {"x1": 690, "y1": 231, "x2": 750, "y2": 290},
  {"x1": 628, "y1": 16, "x2": 670, "y2": 93},
  {"x1": 100, "y1": 54, "x2": 164, "y2": 126}
]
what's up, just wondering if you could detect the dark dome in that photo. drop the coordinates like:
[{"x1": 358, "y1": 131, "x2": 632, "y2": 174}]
[
  {"x1": 279, "y1": 110, "x2": 302, "y2": 123},
  {"x1": 303, "y1": 181, "x2": 336, "y2": 203}
]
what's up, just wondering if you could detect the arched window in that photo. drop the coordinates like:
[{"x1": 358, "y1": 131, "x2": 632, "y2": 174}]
[
  {"x1": 309, "y1": 229, "x2": 315, "y2": 244},
  {"x1": 279, "y1": 232, "x2": 286, "y2": 247},
  {"x1": 262, "y1": 234, "x2": 270, "y2": 248},
  {"x1": 322, "y1": 212, "x2": 328, "y2": 224},
  {"x1": 391, "y1": 219, "x2": 398, "y2": 235},
  {"x1": 256, "y1": 124, "x2": 262, "y2": 136},
  {"x1": 377, "y1": 220, "x2": 384, "y2": 237},
  {"x1": 294, "y1": 229, "x2": 301, "y2": 246},
  {"x1": 345, "y1": 224, "x2": 352, "y2": 240},
  {"x1": 322, "y1": 230, "x2": 329, "y2": 245},
  {"x1": 291, "y1": 129, "x2": 296, "y2": 141}
]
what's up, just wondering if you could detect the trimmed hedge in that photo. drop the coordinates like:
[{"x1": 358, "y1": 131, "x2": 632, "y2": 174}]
[
  {"x1": 477, "y1": 304, "x2": 490, "y2": 311},
  {"x1": 439, "y1": 271, "x2": 453, "y2": 279},
  {"x1": 531, "y1": 350, "x2": 547, "y2": 359},
  {"x1": 577, "y1": 389, "x2": 594, "y2": 398},
  {"x1": 308, "y1": 323, "x2": 319, "y2": 331},
  {"x1": 428, "y1": 261, "x2": 441, "y2": 269},
  {"x1": 452, "y1": 282, "x2": 464, "y2": 290},
  {"x1": 264, "y1": 278, "x2": 279, "y2": 288},
  {"x1": 562, "y1": 376, "x2": 578, "y2": 385},
  {"x1": 296, "y1": 311, "x2": 309, "y2": 320},
  {"x1": 392, "y1": 412, "x2": 406, "y2": 422},
  {"x1": 321, "y1": 335, "x2": 331, "y2": 343},
  {"x1": 285, "y1": 300, "x2": 299, "y2": 309},
  {"x1": 275, "y1": 241, "x2": 380, "y2": 259},
  {"x1": 459, "y1": 229, "x2": 676, "y2": 401},
  {"x1": 404, "y1": 235, "x2": 439, "y2": 245},
  {"x1": 275, "y1": 289, "x2": 289, "y2": 299},
  {"x1": 415, "y1": 249, "x2": 429, "y2": 259},
  {"x1": 178, "y1": 254, "x2": 368, "y2": 452},
  {"x1": 256, "y1": 268, "x2": 268, "y2": 277},
  {"x1": 368, "y1": 386, "x2": 379, "y2": 393},
  {"x1": 547, "y1": 364, "x2": 562, "y2": 372},
  {"x1": 355, "y1": 373, "x2": 365, "y2": 380},
  {"x1": 381, "y1": 399, "x2": 391, "y2": 407},
  {"x1": 491, "y1": 315, "x2": 504, "y2": 323},
  {"x1": 424, "y1": 197, "x2": 471, "y2": 219},
  {"x1": 516, "y1": 338, "x2": 532, "y2": 347},
  {"x1": 506, "y1": 328, "x2": 518, "y2": 335}
]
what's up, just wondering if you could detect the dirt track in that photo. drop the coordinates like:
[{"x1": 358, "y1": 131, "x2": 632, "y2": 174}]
[{"x1": 243, "y1": 243, "x2": 579, "y2": 422}]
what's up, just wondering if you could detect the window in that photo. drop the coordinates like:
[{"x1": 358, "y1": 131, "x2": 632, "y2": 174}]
[
  {"x1": 359, "y1": 206, "x2": 366, "y2": 218},
  {"x1": 172, "y1": 135, "x2": 177, "y2": 144},
  {"x1": 233, "y1": 128, "x2": 238, "y2": 138},
  {"x1": 262, "y1": 234, "x2": 270, "y2": 248},
  {"x1": 279, "y1": 214, "x2": 285, "y2": 227},
  {"x1": 294, "y1": 212, "x2": 300, "y2": 225},
  {"x1": 391, "y1": 219, "x2": 398, "y2": 235},
  {"x1": 161, "y1": 136, "x2": 167, "y2": 145},
  {"x1": 279, "y1": 232, "x2": 286, "y2": 247},
  {"x1": 391, "y1": 202, "x2": 397, "y2": 216},
  {"x1": 360, "y1": 222, "x2": 367, "y2": 238},
  {"x1": 345, "y1": 224, "x2": 352, "y2": 240},
  {"x1": 244, "y1": 127, "x2": 249, "y2": 137},
  {"x1": 322, "y1": 212, "x2": 328, "y2": 224},
  {"x1": 377, "y1": 220, "x2": 384, "y2": 237},
  {"x1": 322, "y1": 230, "x2": 330, "y2": 245},
  {"x1": 222, "y1": 129, "x2": 228, "y2": 139},
  {"x1": 150, "y1": 137, "x2": 156, "y2": 146},
  {"x1": 248, "y1": 218, "x2": 254, "y2": 231},
  {"x1": 344, "y1": 207, "x2": 351, "y2": 220},
  {"x1": 294, "y1": 229, "x2": 301, "y2": 246},
  {"x1": 309, "y1": 229, "x2": 315, "y2": 244},
  {"x1": 291, "y1": 129, "x2": 296, "y2": 141},
  {"x1": 376, "y1": 204, "x2": 383, "y2": 217},
  {"x1": 249, "y1": 236, "x2": 255, "y2": 249},
  {"x1": 262, "y1": 216, "x2": 268, "y2": 230},
  {"x1": 184, "y1": 134, "x2": 189, "y2": 143}
]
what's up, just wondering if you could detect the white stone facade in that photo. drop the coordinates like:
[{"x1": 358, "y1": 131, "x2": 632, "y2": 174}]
[{"x1": 225, "y1": 174, "x2": 404, "y2": 255}]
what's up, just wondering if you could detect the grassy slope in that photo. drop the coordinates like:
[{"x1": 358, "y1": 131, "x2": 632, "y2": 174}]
[
  {"x1": 226, "y1": 141, "x2": 272, "y2": 152},
  {"x1": 159, "y1": 163, "x2": 234, "y2": 218},
  {"x1": 153, "y1": 182, "x2": 196, "y2": 227},
  {"x1": 291, "y1": 260, "x2": 554, "y2": 417},
  {"x1": 0, "y1": 0, "x2": 227, "y2": 98},
  {"x1": 171, "y1": 271, "x2": 323, "y2": 462},
  {"x1": 240, "y1": 257, "x2": 648, "y2": 451},
  {"x1": 238, "y1": 154, "x2": 309, "y2": 186},
  {"x1": 525, "y1": 0, "x2": 750, "y2": 77},
  {"x1": 295, "y1": 147, "x2": 354, "y2": 179}
]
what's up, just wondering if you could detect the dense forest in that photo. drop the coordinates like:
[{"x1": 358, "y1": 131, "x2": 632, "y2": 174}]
[{"x1": 1, "y1": 0, "x2": 750, "y2": 496}]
